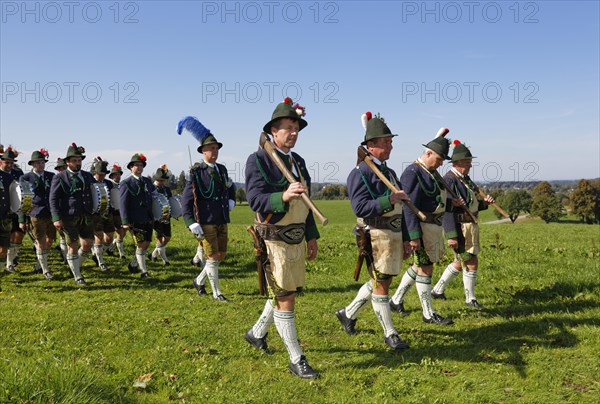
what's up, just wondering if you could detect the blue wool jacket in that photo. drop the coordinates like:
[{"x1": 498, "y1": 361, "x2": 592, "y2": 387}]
[
  {"x1": 19, "y1": 170, "x2": 54, "y2": 220},
  {"x1": 245, "y1": 148, "x2": 319, "y2": 241},
  {"x1": 119, "y1": 175, "x2": 156, "y2": 225},
  {"x1": 442, "y1": 170, "x2": 487, "y2": 239},
  {"x1": 401, "y1": 162, "x2": 452, "y2": 240},
  {"x1": 0, "y1": 170, "x2": 13, "y2": 220},
  {"x1": 49, "y1": 169, "x2": 96, "y2": 221},
  {"x1": 182, "y1": 162, "x2": 235, "y2": 226}
]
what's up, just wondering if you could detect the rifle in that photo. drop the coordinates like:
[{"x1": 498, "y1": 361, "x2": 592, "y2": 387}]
[
  {"x1": 431, "y1": 170, "x2": 478, "y2": 224},
  {"x1": 247, "y1": 225, "x2": 268, "y2": 296},
  {"x1": 354, "y1": 226, "x2": 375, "y2": 281},
  {"x1": 466, "y1": 177, "x2": 509, "y2": 219},
  {"x1": 259, "y1": 132, "x2": 328, "y2": 226},
  {"x1": 357, "y1": 146, "x2": 427, "y2": 221}
]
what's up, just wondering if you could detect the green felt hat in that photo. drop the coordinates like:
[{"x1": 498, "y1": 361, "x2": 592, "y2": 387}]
[
  {"x1": 197, "y1": 134, "x2": 223, "y2": 153},
  {"x1": 0, "y1": 145, "x2": 19, "y2": 162},
  {"x1": 263, "y1": 97, "x2": 307, "y2": 135},
  {"x1": 127, "y1": 153, "x2": 147, "y2": 169},
  {"x1": 29, "y1": 149, "x2": 49, "y2": 165},
  {"x1": 361, "y1": 112, "x2": 397, "y2": 146},
  {"x1": 450, "y1": 140, "x2": 476, "y2": 162},
  {"x1": 152, "y1": 164, "x2": 171, "y2": 181},
  {"x1": 109, "y1": 164, "x2": 123, "y2": 178},
  {"x1": 65, "y1": 143, "x2": 86, "y2": 161},
  {"x1": 91, "y1": 158, "x2": 110, "y2": 174},
  {"x1": 423, "y1": 128, "x2": 451, "y2": 160},
  {"x1": 54, "y1": 158, "x2": 67, "y2": 170}
]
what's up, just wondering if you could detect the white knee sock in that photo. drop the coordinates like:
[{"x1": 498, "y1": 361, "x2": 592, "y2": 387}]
[
  {"x1": 345, "y1": 281, "x2": 373, "y2": 320},
  {"x1": 6, "y1": 244, "x2": 17, "y2": 267},
  {"x1": 463, "y1": 270, "x2": 478, "y2": 302},
  {"x1": 94, "y1": 244, "x2": 105, "y2": 265},
  {"x1": 391, "y1": 266, "x2": 417, "y2": 304},
  {"x1": 274, "y1": 309, "x2": 304, "y2": 364},
  {"x1": 136, "y1": 248, "x2": 147, "y2": 274},
  {"x1": 67, "y1": 253, "x2": 82, "y2": 280},
  {"x1": 116, "y1": 239, "x2": 126, "y2": 257},
  {"x1": 416, "y1": 275, "x2": 435, "y2": 319},
  {"x1": 372, "y1": 293, "x2": 397, "y2": 337},
  {"x1": 433, "y1": 264, "x2": 460, "y2": 294},
  {"x1": 59, "y1": 239, "x2": 67, "y2": 259},
  {"x1": 205, "y1": 260, "x2": 222, "y2": 298},
  {"x1": 252, "y1": 299, "x2": 274, "y2": 338},
  {"x1": 195, "y1": 269, "x2": 207, "y2": 286},
  {"x1": 36, "y1": 248, "x2": 50, "y2": 274}
]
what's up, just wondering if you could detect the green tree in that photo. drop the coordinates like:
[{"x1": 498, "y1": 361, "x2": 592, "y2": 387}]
[
  {"x1": 530, "y1": 181, "x2": 563, "y2": 223},
  {"x1": 570, "y1": 179, "x2": 598, "y2": 224},
  {"x1": 236, "y1": 188, "x2": 247, "y2": 205},
  {"x1": 495, "y1": 189, "x2": 531, "y2": 223},
  {"x1": 173, "y1": 170, "x2": 186, "y2": 195}
]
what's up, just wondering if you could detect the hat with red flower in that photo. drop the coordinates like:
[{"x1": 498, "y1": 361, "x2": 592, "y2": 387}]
[
  {"x1": 0, "y1": 145, "x2": 20, "y2": 162},
  {"x1": 65, "y1": 143, "x2": 86, "y2": 161},
  {"x1": 360, "y1": 112, "x2": 397, "y2": 146},
  {"x1": 450, "y1": 139, "x2": 476, "y2": 162},
  {"x1": 152, "y1": 164, "x2": 171, "y2": 181},
  {"x1": 263, "y1": 97, "x2": 308, "y2": 135},
  {"x1": 127, "y1": 153, "x2": 147, "y2": 169},
  {"x1": 109, "y1": 164, "x2": 123, "y2": 178},
  {"x1": 28, "y1": 148, "x2": 49, "y2": 165}
]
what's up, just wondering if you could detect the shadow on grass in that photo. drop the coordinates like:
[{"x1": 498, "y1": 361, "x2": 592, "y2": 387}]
[{"x1": 323, "y1": 281, "x2": 600, "y2": 378}]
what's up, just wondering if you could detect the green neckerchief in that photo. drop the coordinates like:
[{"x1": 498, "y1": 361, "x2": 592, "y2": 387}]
[
  {"x1": 357, "y1": 164, "x2": 390, "y2": 200},
  {"x1": 58, "y1": 171, "x2": 85, "y2": 195},
  {"x1": 125, "y1": 177, "x2": 147, "y2": 196}
]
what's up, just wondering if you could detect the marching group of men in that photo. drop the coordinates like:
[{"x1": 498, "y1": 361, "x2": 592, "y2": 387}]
[{"x1": 1, "y1": 97, "x2": 495, "y2": 379}]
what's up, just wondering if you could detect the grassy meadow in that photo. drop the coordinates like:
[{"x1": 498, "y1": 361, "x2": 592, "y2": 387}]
[{"x1": 0, "y1": 200, "x2": 599, "y2": 403}]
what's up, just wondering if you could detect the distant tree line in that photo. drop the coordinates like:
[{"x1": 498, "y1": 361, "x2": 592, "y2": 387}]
[{"x1": 488, "y1": 178, "x2": 599, "y2": 224}]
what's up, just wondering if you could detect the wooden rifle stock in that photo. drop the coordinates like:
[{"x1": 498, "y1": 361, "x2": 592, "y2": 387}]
[
  {"x1": 356, "y1": 146, "x2": 427, "y2": 222},
  {"x1": 431, "y1": 170, "x2": 478, "y2": 224},
  {"x1": 259, "y1": 132, "x2": 328, "y2": 226},
  {"x1": 247, "y1": 225, "x2": 268, "y2": 296}
]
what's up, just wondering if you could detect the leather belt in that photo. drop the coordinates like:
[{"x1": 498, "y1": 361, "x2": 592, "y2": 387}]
[
  {"x1": 254, "y1": 223, "x2": 306, "y2": 244},
  {"x1": 363, "y1": 215, "x2": 403, "y2": 232}
]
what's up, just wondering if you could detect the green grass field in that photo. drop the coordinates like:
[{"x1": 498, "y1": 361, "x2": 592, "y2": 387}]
[{"x1": 1, "y1": 200, "x2": 599, "y2": 403}]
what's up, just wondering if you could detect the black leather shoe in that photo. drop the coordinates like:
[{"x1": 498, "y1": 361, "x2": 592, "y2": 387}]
[
  {"x1": 128, "y1": 263, "x2": 140, "y2": 273},
  {"x1": 384, "y1": 333, "x2": 409, "y2": 350},
  {"x1": 190, "y1": 258, "x2": 202, "y2": 268},
  {"x1": 289, "y1": 356, "x2": 320, "y2": 379},
  {"x1": 6, "y1": 265, "x2": 16, "y2": 273},
  {"x1": 244, "y1": 329, "x2": 272, "y2": 354},
  {"x1": 192, "y1": 279, "x2": 207, "y2": 296},
  {"x1": 423, "y1": 313, "x2": 454, "y2": 325},
  {"x1": 44, "y1": 272, "x2": 54, "y2": 280},
  {"x1": 151, "y1": 254, "x2": 158, "y2": 262},
  {"x1": 120, "y1": 256, "x2": 128, "y2": 261},
  {"x1": 335, "y1": 308, "x2": 357, "y2": 335},
  {"x1": 164, "y1": 261, "x2": 171, "y2": 266},
  {"x1": 431, "y1": 291, "x2": 447, "y2": 300},
  {"x1": 105, "y1": 247, "x2": 114, "y2": 256},
  {"x1": 140, "y1": 272, "x2": 150, "y2": 279},
  {"x1": 389, "y1": 300, "x2": 409, "y2": 316},
  {"x1": 99, "y1": 263, "x2": 109, "y2": 272},
  {"x1": 466, "y1": 299, "x2": 485, "y2": 310},
  {"x1": 214, "y1": 294, "x2": 229, "y2": 302},
  {"x1": 75, "y1": 277, "x2": 86, "y2": 285},
  {"x1": 34, "y1": 265, "x2": 43, "y2": 274}
]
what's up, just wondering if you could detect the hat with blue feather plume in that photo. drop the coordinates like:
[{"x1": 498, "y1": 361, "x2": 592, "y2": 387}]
[{"x1": 177, "y1": 116, "x2": 223, "y2": 152}]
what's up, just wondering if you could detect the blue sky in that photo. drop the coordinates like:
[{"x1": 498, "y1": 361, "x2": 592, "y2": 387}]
[{"x1": 1, "y1": 0, "x2": 598, "y2": 183}]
